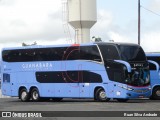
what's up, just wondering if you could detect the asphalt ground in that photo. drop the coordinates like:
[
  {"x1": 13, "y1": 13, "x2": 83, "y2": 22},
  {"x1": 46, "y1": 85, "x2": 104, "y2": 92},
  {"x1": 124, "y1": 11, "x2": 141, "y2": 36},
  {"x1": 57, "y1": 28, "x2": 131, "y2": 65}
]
[{"x1": 0, "y1": 98, "x2": 160, "y2": 120}]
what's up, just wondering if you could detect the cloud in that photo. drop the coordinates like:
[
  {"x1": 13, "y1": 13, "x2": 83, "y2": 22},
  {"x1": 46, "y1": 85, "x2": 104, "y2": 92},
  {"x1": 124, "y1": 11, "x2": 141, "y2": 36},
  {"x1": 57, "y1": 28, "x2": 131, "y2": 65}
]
[
  {"x1": 0, "y1": 0, "x2": 15, "y2": 6},
  {"x1": 0, "y1": 0, "x2": 64, "y2": 46},
  {"x1": 0, "y1": 0, "x2": 160, "y2": 53},
  {"x1": 141, "y1": 31, "x2": 160, "y2": 52},
  {"x1": 107, "y1": 32, "x2": 132, "y2": 42},
  {"x1": 91, "y1": 9, "x2": 137, "y2": 44},
  {"x1": 91, "y1": 10, "x2": 114, "y2": 41},
  {"x1": 149, "y1": 0, "x2": 160, "y2": 11},
  {"x1": 91, "y1": 7, "x2": 160, "y2": 52}
]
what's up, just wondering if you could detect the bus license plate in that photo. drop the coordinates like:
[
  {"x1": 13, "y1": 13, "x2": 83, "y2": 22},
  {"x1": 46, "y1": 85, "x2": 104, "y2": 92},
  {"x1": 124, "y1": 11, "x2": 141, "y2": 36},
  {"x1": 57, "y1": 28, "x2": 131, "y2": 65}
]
[{"x1": 139, "y1": 95, "x2": 144, "y2": 98}]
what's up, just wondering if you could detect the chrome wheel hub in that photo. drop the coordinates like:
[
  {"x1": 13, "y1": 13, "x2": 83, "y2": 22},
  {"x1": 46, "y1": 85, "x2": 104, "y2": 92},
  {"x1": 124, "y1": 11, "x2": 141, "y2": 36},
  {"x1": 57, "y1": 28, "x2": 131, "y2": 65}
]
[
  {"x1": 156, "y1": 90, "x2": 160, "y2": 97},
  {"x1": 99, "y1": 91, "x2": 106, "y2": 99},
  {"x1": 33, "y1": 91, "x2": 38, "y2": 100},
  {"x1": 21, "y1": 91, "x2": 27, "y2": 100}
]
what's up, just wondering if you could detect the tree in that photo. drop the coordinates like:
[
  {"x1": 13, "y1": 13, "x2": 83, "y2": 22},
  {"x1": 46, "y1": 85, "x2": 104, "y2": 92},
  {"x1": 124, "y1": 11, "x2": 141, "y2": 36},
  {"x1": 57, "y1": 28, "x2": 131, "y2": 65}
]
[
  {"x1": 92, "y1": 36, "x2": 102, "y2": 42},
  {"x1": 22, "y1": 41, "x2": 37, "y2": 46}
]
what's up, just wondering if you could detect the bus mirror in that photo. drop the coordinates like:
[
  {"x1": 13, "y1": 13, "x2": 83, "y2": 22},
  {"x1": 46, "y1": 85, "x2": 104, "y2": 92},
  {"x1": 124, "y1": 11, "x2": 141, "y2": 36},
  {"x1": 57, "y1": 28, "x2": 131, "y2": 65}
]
[
  {"x1": 148, "y1": 60, "x2": 159, "y2": 72},
  {"x1": 114, "y1": 60, "x2": 131, "y2": 73}
]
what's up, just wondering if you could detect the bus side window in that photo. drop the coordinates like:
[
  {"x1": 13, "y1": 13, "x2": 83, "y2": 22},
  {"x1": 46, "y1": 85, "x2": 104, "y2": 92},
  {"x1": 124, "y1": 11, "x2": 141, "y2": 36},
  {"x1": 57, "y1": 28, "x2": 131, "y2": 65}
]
[
  {"x1": 99, "y1": 45, "x2": 124, "y2": 83},
  {"x1": 50, "y1": 47, "x2": 68, "y2": 61},
  {"x1": 106, "y1": 45, "x2": 119, "y2": 60},
  {"x1": 2, "y1": 50, "x2": 11, "y2": 62},
  {"x1": 80, "y1": 46, "x2": 90, "y2": 60},
  {"x1": 147, "y1": 56, "x2": 160, "y2": 67},
  {"x1": 52, "y1": 48, "x2": 61, "y2": 60},
  {"x1": 80, "y1": 46, "x2": 101, "y2": 62},
  {"x1": 63, "y1": 46, "x2": 80, "y2": 60},
  {"x1": 149, "y1": 63, "x2": 157, "y2": 70},
  {"x1": 10, "y1": 50, "x2": 20, "y2": 62},
  {"x1": 91, "y1": 46, "x2": 102, "y2": 62},
  {"x1": 99, "y1": 45, "x2": 120, "y2": 61},
  {"x1": 37, "y1": 49, "x2": 45, "y2": 61}
]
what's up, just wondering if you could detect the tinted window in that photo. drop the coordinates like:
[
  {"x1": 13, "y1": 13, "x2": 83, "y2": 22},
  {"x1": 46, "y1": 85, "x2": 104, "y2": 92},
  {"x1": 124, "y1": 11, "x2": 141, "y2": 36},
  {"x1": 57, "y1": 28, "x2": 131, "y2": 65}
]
[
  {"x1": 2, "y1": 47, "x2": 66, "y2": 62},
  {"x1": 106, "y1": 61, "x2": 125, "y2": 83},
  {"x1": 147, "y1": 56, "x2": 160, "y2": 66},
  {"x1": 99, "y1": 45, "x2": 120, "y2": 60},
  {"x1": 2, "y1": 46, "x2": 101, "y2": 62},
  {"x1": 3, "y1": 74, "x2": 10, "y2": 83},
  {"x1": 148, "y1": 63, "x2": 157, "y2": 70},
  {"x1": 147, "y1": 56, "x2": 160, "y2": 70},
  {"x1": 80, "y1": 46, "x2": 101, "y2": 62},
  {"x1": 36, "y1": 71, "x2": 102, "y2": 83},
  {"x1": 118, "y1": 45, "x2": 146, "y2": 62}
]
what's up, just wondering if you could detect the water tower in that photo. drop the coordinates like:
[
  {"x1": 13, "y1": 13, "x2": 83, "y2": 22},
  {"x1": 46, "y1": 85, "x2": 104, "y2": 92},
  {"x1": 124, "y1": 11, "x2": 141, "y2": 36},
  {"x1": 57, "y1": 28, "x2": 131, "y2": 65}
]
[{"x1": 68, "y1": 0, "x2": 97, "y2": 44}]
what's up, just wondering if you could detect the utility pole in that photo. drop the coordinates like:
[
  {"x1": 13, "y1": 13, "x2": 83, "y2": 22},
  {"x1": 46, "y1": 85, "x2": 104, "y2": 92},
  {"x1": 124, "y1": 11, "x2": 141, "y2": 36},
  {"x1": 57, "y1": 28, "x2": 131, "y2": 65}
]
[{"x1": 138, "y1": 0, "x2": 141, "y2": 45}]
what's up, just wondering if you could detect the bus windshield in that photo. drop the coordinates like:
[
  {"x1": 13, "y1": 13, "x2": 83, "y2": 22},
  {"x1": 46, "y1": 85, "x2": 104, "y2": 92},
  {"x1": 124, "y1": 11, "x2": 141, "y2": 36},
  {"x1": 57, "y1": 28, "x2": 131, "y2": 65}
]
[
  {"x1": 118, "y1": 45, "x2": 146, "y2": 62},
  {"x1": 98, "y1": 43, "x2": 150, "y2": 87}
]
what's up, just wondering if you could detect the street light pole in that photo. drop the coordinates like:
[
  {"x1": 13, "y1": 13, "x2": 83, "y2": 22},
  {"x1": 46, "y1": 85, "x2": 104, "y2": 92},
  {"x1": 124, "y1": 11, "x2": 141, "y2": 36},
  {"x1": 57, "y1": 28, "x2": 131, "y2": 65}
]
[{"x1": 138, "y1": 0, "x2": 141, "y2": 45}]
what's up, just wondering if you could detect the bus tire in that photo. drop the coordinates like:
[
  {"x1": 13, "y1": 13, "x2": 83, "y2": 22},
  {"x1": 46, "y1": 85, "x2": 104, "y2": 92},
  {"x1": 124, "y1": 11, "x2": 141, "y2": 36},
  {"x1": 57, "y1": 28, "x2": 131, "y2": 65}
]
[
  {"x1": 20, "y1": 88, "x2": 30, "y2": 102},
  {"x1": 116, "y1": 98, "x2": 128, "y2": 102},
  {"x1": 152, "y1": 87, "x2": 160, "y2": 100},
  {"x1": 31, "y1": 88, "x2": 40, "y2": 102},
  {"x1": 52, "y1": 98, "x2": 63, "y2": 102},
  {"x1": 95, "y1": 88, "x2": 110, "y2": 102}
]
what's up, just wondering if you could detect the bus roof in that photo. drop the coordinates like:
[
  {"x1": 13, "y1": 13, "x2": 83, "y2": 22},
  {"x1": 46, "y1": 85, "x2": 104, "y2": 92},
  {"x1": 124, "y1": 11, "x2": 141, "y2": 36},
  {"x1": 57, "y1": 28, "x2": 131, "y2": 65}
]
[
  {"x1": 1, "y1": 42, "x2": 140, "y2": 51},
  {"x1": 146, "y1": 52, "x2": 160, "y2": 57},
  {"x1": 1, "y1": 43, "x2": 94, "y2": 51},
  {"x1": 96, "y1": 42, "x2": 139, "y2": 46}
]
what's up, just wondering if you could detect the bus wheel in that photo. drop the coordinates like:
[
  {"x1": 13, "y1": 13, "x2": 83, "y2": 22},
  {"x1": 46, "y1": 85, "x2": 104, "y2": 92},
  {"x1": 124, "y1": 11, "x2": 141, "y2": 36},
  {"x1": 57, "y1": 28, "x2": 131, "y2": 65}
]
[
  {"x1": 20, "y1": 88, "x2": 30, "y2": 102},
  {"x1": 116, "y1": 99, "x2": 128, "y2": 102},
  {"x1": 152, "y1": 87, "x2": 160, "y2": 100},
  {"x1": 95, "y1": 88, "x2": 110, "y2": 102},
  {"x1": 31, "y1": 88, "x2": 40, "y2": 102},
  {"x1": 52, "y1": 98, "x2": 63, "y2": 102}
]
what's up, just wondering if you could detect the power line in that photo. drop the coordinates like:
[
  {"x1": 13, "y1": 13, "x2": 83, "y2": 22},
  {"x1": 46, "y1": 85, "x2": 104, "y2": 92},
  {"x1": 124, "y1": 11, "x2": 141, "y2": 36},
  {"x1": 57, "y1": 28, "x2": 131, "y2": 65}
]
[{"x1": 141, "y1": 5, "x2": 160, "y2": 17}]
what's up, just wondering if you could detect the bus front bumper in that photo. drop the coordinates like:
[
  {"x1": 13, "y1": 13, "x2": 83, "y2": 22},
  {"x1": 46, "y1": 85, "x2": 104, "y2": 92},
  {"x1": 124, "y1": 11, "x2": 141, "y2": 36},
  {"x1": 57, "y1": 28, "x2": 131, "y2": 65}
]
[{"x1": 113, "y1": 86, "x2": 152, "y2": 99}]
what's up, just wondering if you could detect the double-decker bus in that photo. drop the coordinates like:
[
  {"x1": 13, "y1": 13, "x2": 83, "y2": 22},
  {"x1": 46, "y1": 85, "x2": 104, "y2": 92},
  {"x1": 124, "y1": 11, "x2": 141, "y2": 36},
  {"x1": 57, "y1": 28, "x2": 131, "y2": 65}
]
[
  {"x1": 1, "y1": 42, "x2": 151, "y2": 102},
  {"x1": 146, "y1": 53, "x2": 160, "y2": 100}
]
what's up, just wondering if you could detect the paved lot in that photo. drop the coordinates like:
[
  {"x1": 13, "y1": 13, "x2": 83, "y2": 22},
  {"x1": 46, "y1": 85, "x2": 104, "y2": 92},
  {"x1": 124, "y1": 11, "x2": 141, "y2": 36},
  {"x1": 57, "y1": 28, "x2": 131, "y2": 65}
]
[
  {"x1": 0, "y1": 98, "x2": 160, "y2": 120},
  {"x1": 0, "y1": 98, "x2": 160, "y2": 111}
]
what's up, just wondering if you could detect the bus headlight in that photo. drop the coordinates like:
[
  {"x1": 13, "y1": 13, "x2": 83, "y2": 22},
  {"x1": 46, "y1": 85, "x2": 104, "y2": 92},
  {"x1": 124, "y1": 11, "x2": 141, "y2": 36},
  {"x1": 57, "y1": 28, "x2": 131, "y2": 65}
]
[
  {"x1": 118, "y1": 85, "x2": 134, "y2": 91},
  {"x1": 148, "y1": 87, "x2": 152, "y2": 90},
  {"x1": 127, "y1": 87, "x2": 134, "y2": 91}
]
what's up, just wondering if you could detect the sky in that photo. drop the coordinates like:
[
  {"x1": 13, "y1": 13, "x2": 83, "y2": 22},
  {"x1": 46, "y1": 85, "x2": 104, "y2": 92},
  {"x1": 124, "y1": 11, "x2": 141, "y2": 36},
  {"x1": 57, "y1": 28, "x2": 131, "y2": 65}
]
[{"x1": 0, "y1": 0, "x2": 160, "y2": 52}]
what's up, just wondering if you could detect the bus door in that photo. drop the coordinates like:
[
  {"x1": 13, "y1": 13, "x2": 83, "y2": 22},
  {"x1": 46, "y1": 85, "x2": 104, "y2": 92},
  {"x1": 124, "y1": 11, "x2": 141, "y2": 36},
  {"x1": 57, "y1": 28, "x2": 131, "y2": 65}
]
[
  {"x1": 79, "y1": 66, "x2": 90, "y2": 98},
  {"x1": 106, "y1": 68, "x2": 125, "y2": 98},
  {"x1": 106, "y1": 81, "x2": 115, "y2": 98},
  {"x1": 107, "y1": 81, "x2": 124, "y2": 98},
  {"x1": 105, "y1": 67, "x2": 122, "y2": 98},
  {"x1": 113, "y1": 82, "x2": 124, "y2": 98},
  {"x1": 10, "y1": 73, "x2": 18, "y2": 96},
  {"x1": 110, "y1": 71, "x2": 128, "y2": 98},
  {"x1": 2, "y1": 73, "x2": 12, "y2": 96},
  {"x1": 106, "y1": 60, "x2": 129, "y2": 98},
  {"x1": 79, "y1": 80, "x2": 90, "y2": 98}
]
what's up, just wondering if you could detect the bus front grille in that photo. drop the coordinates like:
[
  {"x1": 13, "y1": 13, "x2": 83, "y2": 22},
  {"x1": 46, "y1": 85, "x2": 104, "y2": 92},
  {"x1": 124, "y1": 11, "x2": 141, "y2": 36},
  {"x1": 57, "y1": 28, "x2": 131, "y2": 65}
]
[{"x1": 133, "y1": 89, "x2": 149, "y2": 93}]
